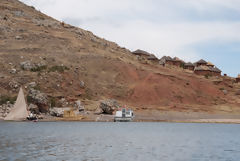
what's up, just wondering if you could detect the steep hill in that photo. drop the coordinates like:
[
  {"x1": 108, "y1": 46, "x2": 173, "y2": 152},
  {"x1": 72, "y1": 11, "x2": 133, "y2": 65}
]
[{"x1": 0, "y1": 0, "x2": 240, "y2": 117}]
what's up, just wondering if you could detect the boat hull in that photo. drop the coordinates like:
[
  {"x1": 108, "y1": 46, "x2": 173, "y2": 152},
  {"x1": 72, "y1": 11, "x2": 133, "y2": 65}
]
[{"x1": 114, "y1": 117, "x2": 133, "y2": 122}]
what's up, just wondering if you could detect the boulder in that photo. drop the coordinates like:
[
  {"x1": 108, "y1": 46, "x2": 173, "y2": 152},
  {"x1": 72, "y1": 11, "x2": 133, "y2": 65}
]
[
  {"x1": 9, "y1": 81, "x2": 19, "y2": 89},
  {"x1": 20, "y1": 61, "x2": 46, "y2": 71},
  {"x1": 33, "y1": 19, "x2": 60, "y2": 29},
  {"x1": 28, "y1": 88, "x2": 48, "y2": 112},
  {"x1": 10, "y1": 68, "x2": 17, "y2": 74},
  {"x1": 59, "y1": 98, "x2": 69, "y2": 106},
  {"x1": 223, "y1": 90, "x2": 228, "y2": 95},
  {"x1": 94, "y1": 108, "x2": 103, "y2": 115},
  {"x1": 20, "y1": 61, "x2": 34, "y2": 70},
  {"x1": 13, "y1": 11, "x2": 24, "y2": 17},
  {"x1": 80, "y1": 81, "x2": 85, "y2": 88},
  {"x1": 99, "y1": 99, "x2": 119, "y2": 115},
  {"x1": 15, "y1": 35, "x2": 22, "y2": 40},
  {"x1": 49, "y1": 107, "x2": 71, "y2": 117},
  {"x1": 28, "y1": 104, "x2": 39, "y2": 114},
  {"x1": 75, "y1": 100, "x2": 84, "y2": 111},
  {"x1": 28, "y1": 82, "x2": 37, "y2": 88},
  {"x1": 0, "y1": 103, "x2": 14, "y2": 118}
]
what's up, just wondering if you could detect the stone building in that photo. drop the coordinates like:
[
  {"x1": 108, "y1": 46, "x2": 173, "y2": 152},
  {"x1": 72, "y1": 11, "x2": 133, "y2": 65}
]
[
  {"x1": 194, "y1": 66, "x2": 211, "y2": 75},
  {"x1": 172, "y1": 57, "x2": 184, "y2": 67},
  {"x1": 210, "y1": 67, "x2": 222, "y2": 76},
  {"x1": 147, "y1": 54, "x2": 159, "y2": 64},
  {"x1": 194, "y1": 66, "x2": 222, "y2": 76},
  {"x1": 132, "y1": 49, "x2": 151, "y2": 57},
  {"x1": 184, "y1": 62, "x2": 195, "y2": 71},
  {"x1": 195, "y1": 59, "x2": 208, "y2": 67},
  {"x1": 159, "y1": 56, "x2": 174, "y2": 66}
]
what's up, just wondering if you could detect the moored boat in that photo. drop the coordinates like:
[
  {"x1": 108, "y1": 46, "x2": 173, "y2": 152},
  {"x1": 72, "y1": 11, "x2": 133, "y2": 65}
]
[{"x1": 114, "y1": 108, "x2": 134, "y2": 122}]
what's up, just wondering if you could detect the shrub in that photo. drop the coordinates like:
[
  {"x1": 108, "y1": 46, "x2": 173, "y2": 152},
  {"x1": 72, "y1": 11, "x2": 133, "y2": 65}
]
[
  {"x1": 180, "y1": 63, "x2": 185, "y2": 68},
  {"x1": 31, "y1": 65, "x2": 47, "y2": 72},
  {"x1": 33, "y1": 85, "x2": 41, "y2": 91},
  {"x1": 205, "y1": 74, "x2": 210, "y2": 79},
  {"x1": 27, "y1": 95, "x2": 34, "y2": 104},
  {"x1": 0, "y1": 96, "x2": 17, "y2": 105},
  {"x1": 49, "y1": 65, "x2": 70, "y2": 73},
  {"x1": 50, "y1": 97, "x2": 56, "y2": 107}
]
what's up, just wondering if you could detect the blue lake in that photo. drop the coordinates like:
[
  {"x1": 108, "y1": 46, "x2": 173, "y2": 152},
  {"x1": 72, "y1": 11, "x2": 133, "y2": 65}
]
[{"x1": 0, "y1": 122, "x2": 240, "y2": 161}]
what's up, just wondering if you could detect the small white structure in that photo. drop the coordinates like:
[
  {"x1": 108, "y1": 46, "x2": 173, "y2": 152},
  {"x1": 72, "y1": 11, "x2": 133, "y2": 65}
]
[{"x1": 114, "y1": 108, "x2": 134, "y2": 122}]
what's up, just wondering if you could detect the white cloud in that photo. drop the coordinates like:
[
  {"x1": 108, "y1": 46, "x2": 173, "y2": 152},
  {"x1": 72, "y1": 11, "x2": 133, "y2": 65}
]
[
  {"x1": 81, "y1": 19, "x2": 240, "y2": 61},
  {"x1": 20, "y1": 0, "x2": 240, "y2": 62}
]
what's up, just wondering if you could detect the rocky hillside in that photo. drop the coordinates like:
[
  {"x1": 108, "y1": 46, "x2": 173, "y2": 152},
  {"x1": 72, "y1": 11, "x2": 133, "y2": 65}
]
[{"x1": 0, "y1": 0, "x2": 240, "y2": 116}]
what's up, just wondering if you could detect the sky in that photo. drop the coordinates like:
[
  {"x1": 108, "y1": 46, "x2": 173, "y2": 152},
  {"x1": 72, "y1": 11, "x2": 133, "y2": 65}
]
[{"x1": 20, "y1": 0, "x2": 240, "y2": 77}]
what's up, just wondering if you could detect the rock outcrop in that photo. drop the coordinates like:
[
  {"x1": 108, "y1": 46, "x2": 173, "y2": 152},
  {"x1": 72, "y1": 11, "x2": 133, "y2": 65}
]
[
  {"x1": 20, "y1": 61, "x2": 46, "y2": 71},
  {"x1": 0, "y1": 103, "x2": 14, "y2": 118},
  {"x1": 75, "y1": 100, "x2": 84, "y2": 112},
  {"x1": 28, "y1": 88, "x2": 48, "y2": 112},
  {"x1": 49, "y1": 107, "x2": 71, "y2": 117},
  {"x1": 99, "y1": 99, "x2": 119, "y2": 115},
  {"x1": 28, "y1": 103, "x2": 39, "y2": 114},
  {"x1": 20, "y1": 61, "x2": 34, "y2": 70}
]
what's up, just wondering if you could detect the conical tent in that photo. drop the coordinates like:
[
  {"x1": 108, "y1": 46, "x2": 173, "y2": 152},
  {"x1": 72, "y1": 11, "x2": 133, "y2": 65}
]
[{"x1": 4, "y1": 87, "x2": 29, "y2": 121}]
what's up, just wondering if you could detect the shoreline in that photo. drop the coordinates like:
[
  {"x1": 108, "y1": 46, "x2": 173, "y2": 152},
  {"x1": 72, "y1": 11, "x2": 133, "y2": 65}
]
[
  {"x1": 2, "y1": 111, "x2": 240, "y2": 124},
  {"x1": 2, "y1": 118, "x2": 240, "y2": 124}
]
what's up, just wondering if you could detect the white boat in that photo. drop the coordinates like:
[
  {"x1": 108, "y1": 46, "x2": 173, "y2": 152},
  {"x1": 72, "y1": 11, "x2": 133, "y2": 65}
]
[{"x1": 114, "y1": 108, "x2": 134, "y2": 122}]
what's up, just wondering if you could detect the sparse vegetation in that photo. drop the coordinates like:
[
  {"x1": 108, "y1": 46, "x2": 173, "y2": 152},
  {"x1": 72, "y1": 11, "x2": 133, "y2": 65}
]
[
  {"x1": 0, "y1": 95, "x2": 17, "y2": 105},
  {"x1": 180, "y1": 63, "x2": 185, "y2": 68},
  {"x1": 204, "y1": 74, "x2": 212, "y2": 79},
  {"x1": 27, "y1": 95, "x2": 34, "y2": 104},
  {"x1": 50, "y1": 97, "x2": 56, "y2": 108},
  {"x1": 219, "y1": 88, "x2": 225, "y2": 91},
  {"x1": 49, "y1": 65, "x2": 70, "y2": 73},
  {"x1": 31, "y1": 65, "x2": 47, "y2": 72},
  {"x1": 83, "y1": 88, "x2": 93, "y2": 100},
  {"x1": 33, "y1": 85, "x2": 41, "y2": 91}
]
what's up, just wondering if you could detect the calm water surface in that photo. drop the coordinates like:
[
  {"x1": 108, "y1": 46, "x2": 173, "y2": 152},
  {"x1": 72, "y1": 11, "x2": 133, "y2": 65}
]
[{"x1": 0, "y1": 122, "x2": 240, "y2": 161}]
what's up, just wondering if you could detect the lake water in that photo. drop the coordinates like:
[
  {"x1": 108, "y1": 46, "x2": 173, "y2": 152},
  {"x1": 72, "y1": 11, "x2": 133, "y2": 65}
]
[{"x1": 0, "y1": 122, "x2": 240, "y2": 161}]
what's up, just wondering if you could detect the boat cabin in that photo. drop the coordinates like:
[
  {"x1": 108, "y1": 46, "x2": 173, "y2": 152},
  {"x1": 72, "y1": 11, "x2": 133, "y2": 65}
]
[{"x1": 114, "y1": 108, "x2": 134, "y2": 122}]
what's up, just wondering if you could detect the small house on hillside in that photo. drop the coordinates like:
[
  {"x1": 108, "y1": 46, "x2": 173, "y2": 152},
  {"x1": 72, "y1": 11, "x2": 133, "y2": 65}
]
[
  {"x1": 194, "y1": 65, "x2": 222, "y2": 76},
  {"x1": 147, "y1": 54, "x2": 159, "y2": 63},
  {"x1": 210, "y1": 67, "x2": 222, "y2": 76},
  {"x1": 172, "y1": 57, "x2": 184, "y2": 67},
  {"x1": 132, "y1": 49, "x2": 159, "y2": 64},
  {"x1": 194, "y1": 66, "x2": 211, "y2": 75},
  {"x1": 159, "y1": 56, "x2": 174, "y2": 66},
  {"x1": 195, "y1": 59, "x2": 208, "y2": 67},
  {"x1": 206, "y1": 62, "x2": 214, "y2": 68},
  {"x1": 184, "y1": 62, "x2": 195, "y2": 71},
  {"x1": 236, "y1": 74, "x2": 240, "y2": 83},
  {"x1": 132, "y1": 49, "x2": 151, "y2": 57},
  {"x1": 159, "y1": 59, "x2": 165, "y2": 66}
]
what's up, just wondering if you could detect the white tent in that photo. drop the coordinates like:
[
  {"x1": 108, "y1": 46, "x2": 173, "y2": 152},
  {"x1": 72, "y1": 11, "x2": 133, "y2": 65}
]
[{"x1": 4, "y1": 87, "x2": 29, "y2": 121}]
